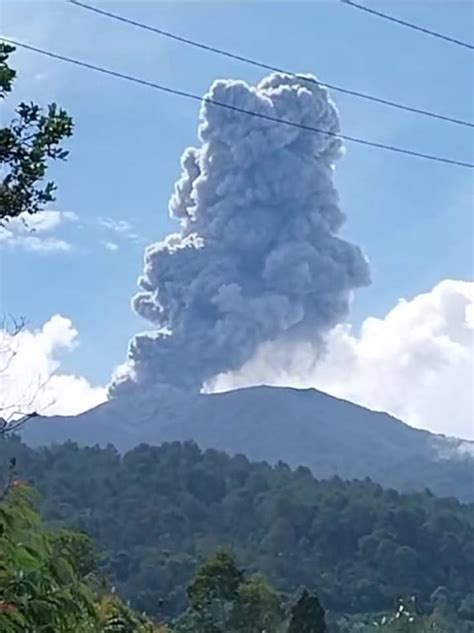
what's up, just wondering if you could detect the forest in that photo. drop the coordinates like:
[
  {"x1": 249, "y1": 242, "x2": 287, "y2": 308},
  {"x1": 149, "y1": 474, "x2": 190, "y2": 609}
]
[{"x1": 1, "y1": 435, "x2": 473, "y2": 631}]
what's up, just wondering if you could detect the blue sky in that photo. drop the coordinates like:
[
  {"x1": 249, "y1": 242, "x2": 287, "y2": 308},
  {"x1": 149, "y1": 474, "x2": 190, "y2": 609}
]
[{"x1": 1, "y1": 0, "x2": 473, "y2": 435}]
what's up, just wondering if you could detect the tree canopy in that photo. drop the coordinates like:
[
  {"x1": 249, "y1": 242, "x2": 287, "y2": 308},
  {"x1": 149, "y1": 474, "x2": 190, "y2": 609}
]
[
  {"x1": 0, "y1": 476, "x2": 172, "y2": 631},
  {"x1": 0, "y1": 43, "x2": 73, "y2": 222},
  {"x1": 1, "y1": 436, "x2": 473, "y2": 624}
]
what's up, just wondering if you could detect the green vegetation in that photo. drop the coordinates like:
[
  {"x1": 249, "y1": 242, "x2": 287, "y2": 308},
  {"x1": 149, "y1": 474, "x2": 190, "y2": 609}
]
[
  {"x1": 1, "y1": 435, "x2": 473, "y2": 629},
  {"x1": 0, "y1": 472, "x2": 170, "y2": 631},
  {"x1": 0, "y1": 457, "x2": 472, "y2": 631},
  {"x1": 0, "y1": 479, "x2": 97, "y2": 631},
  {"x1": 0, "y1": 43, "x2": 73, "y2": 221}
]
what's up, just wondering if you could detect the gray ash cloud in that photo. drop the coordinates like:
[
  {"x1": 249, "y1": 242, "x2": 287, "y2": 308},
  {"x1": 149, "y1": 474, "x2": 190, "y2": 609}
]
[{"x1": 111, "y1": 72, "x2": 370, "y2": 395}]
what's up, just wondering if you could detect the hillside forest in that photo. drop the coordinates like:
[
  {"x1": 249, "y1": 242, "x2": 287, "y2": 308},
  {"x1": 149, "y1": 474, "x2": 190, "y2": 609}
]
[{"x1": 1, "y1": 435, "x2": 473, "y2": 631}]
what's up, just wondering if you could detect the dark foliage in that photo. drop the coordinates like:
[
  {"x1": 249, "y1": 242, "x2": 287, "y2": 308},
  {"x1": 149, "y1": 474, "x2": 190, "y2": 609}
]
[
  {"x1": 288, "y1": 590, "x2": 326, "y2": 633},
  {"x1": 1, "y1": 435, "x2": 473, "y2": 622},
  {"x1": 0, "y1": 43, "x2": 73, "y2": 221}
]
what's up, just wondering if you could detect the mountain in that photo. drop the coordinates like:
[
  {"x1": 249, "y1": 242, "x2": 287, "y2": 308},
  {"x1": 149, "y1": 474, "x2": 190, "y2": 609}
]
[{"x1": 19, "y1": 385, "x2": 474, "y2": 501}]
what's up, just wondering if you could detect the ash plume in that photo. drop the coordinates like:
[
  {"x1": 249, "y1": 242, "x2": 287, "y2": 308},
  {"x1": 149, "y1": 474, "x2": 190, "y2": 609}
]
[{"x1": 111, "y1": 72, "x2": 370, "y2": 395}]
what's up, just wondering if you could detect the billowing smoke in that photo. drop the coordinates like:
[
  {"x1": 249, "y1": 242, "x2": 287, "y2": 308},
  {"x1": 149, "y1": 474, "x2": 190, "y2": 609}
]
[{"x1": 111, "y1": 72, "x2": 370, "y2": 396}]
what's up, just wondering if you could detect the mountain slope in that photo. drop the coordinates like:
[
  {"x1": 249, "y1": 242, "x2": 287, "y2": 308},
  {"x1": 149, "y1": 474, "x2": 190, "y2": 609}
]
[
  {"x1": 1, "y1": 437, "x2": 473, "y2": 620},
  {"x1": 19, "y1": 386, "x2": 474, "y2": 500}
]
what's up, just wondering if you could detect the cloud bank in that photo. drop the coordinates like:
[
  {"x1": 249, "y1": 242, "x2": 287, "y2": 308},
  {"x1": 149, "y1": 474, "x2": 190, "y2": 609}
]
[
  {"x1": 211, "y1": 279, "x2": 474, "y2": 440},
  {"x1": 112, "y1": 72, "x2": 370, "y2": 395},
  {"x1": 0, "y1": 315, "x2": 106, "y2": 420},
  {"x1": 0, "y1": 210, "x2": 77, "y2": 253}
]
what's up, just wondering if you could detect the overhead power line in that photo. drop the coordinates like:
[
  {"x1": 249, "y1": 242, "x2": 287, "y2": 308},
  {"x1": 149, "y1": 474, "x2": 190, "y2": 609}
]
[
  {"x1": 3, "y1": 37, "x2": 473, "y2": 169},
  {"x1": 67, "y1": 0, "x2": 474, "y2": 130},
  {"x1": 340, "y1": 0, "x2": 474, "y2": 51}
]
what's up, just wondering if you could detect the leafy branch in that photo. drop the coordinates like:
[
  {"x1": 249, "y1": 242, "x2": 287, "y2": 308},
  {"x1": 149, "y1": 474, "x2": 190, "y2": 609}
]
[{"x1": 0, "y1": 42, "x2": 73, "y2": 222}]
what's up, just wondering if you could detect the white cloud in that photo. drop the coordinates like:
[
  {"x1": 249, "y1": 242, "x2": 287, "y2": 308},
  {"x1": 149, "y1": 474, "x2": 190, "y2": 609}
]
[
  {"x1": 103, "y1": 240, "x2": 119, "y2": 252},
  {"x1": 0, "y1": 210, "x2": 77, "y2": 253},
  {"x1": 22, "y1": 210, "x2": 77, "y2": 232},
  {"x1": 210, "y1": 279, "x2": 474, "y2": 440},
  {"x1": 0, "y1": 210, "x2": 142, "y2": 254},
  {"x1": 1, "y1": 235, "x2": 72, "y2": 253},
  {"x1": 98, "y1": 216, "x2": 141, "y2": 243},
  {"x1": 2, "y1": 210, "x2": 77, "y2": 233},
  {"x1": 0, "y1": 315, "x2": 106, "y2": 420}
]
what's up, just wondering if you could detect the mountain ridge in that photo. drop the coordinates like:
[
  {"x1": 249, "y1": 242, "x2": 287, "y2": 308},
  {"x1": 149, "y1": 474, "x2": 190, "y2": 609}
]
[{"x1": 19, "y1": 385, "x2": 474, "y2": 501}]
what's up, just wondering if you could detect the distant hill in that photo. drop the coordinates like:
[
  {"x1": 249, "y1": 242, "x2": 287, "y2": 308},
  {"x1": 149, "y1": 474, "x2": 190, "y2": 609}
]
[
  {"x1": 1, "y1": 437, "x2": 473, "y2": 621},
  {"x1": 19, "y1": 385, "x2": 474, "y2": 501}
]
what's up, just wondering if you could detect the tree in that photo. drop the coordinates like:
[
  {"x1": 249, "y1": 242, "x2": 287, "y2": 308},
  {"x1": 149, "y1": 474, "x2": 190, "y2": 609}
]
[
  {"x1": 458, "y1": 594, "x2": 474, "y2": 621},
  {"x1": 0, "y1": 43, "x2": 73, "y2": 222},
  {"x1": 179, "y1": 551, "x2": 243, "y2": 632},
  {"x1": 1, "y1": 436, "x2": 473, "y2": 622},
  {"x1": 0, "y1": 44, "x2": 73, "y2": 433},
  {"x1": 96, "y1": 594, "x2": 165, "y2": 633},
  {"x1": 188, "y1": 551, "x2": 243, "y2": 612},
  {"x1": 0, "y1": 316, "x2": 40, "y2": 436},
  {"x1": 0, "y1": 477, "x2": 169, "y2": 632},
  {"x1": 287, "y1": 590, "x2": 326, "y2": 633},
  {"x1": 233, "y1": 576, "x2": 284, "y2": 633},
  {"x1": 176, "y1": 551, "x2": 286, "y2": 633},
  {"x1": 0, "y1": 481, "x2": 99, "y2": 632}
]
